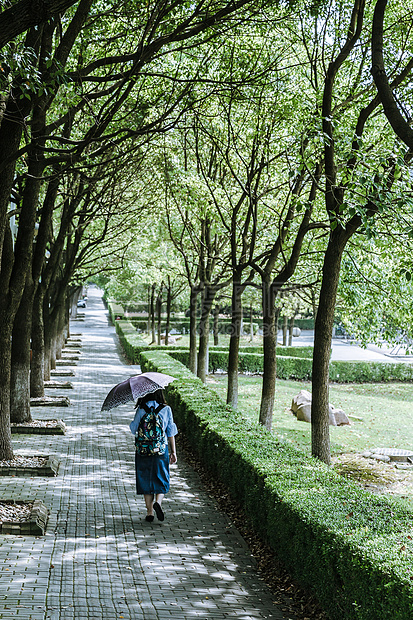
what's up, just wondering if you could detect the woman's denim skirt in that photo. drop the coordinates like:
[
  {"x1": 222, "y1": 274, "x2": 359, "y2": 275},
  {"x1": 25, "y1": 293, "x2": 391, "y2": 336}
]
[{"x1": 135, "y1": 448, "x2": 170, "y2": 494}]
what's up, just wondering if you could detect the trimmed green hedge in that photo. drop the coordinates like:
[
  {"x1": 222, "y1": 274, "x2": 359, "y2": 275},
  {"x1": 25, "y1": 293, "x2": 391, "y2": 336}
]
[
  {"x1": 294, "y1": 317, "x2": 315, "y2": 329},
  {"x1": 122, "y1": 344, "x2": 311, "y2": 378},
  {"x1": 130, "y1": 317, "x2": 259, "y2": 334},
  {"x1": 329, "y1": 360, "x2": 413, "y2": 383},
  {"x1": 138, "y1": 349, "x2": 413, "y2": 620},
  {"x1": 169, "y1": 350, "x2": 313, "y2": 379},
  {"x1": 114, "y1": 319, "x2": 147, "y2": 362},
  {"x1": 114, "y1": 317, "x2": 413, "y2": 384},
  {"x1": 112, "y1": 315, "x2": 413, "y2": 619},
  {"x1": 168, "y1": 350, "x2": 413, "y2": 383},
  {"x1": 107, "y1": 301, "x2": 125, "y2": 322},
  {"x1": 130, "y1": 316, "x2": 315, "y2": 332},
  {"x1": 210, "y1": 344, "x2": 314, "y2": 358},
  {"x1": 276, "y1": 345, "x2": 313, "y2": 358}
]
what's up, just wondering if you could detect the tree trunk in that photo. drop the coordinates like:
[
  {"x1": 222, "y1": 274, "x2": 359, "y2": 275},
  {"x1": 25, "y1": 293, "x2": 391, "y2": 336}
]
[
  {"x1": 10, "y1": 278, "x2": 34, "y2": 423},
  {"x1": 63, "y1": 295, "x2": 71, "y2": 344},
  {"x1": 55, "y1": 300, "x2": 66, "y2": 360},
  {"x1": 227, "y1": 280, "x2": 243, "y2": 408},
  {"x1": 67, "y1": 287, "x2": 80, "y2": 330},
  {"x1": 189, "y1": 286, "x2": 198, "y2": 374},
  {"x1": 288, "y1": 317, "x2": 294, "y2": 346},
  {"x1": 197, "y1": 286, "x2": 215, "y2": 383},
  {"x1": 311, "y1": 289, "x2": 317, "y2": 321},
  {"x1": 150, "y1": 283, "x2": 156, "y2": 344},
  {"x1": 0, "y1": 0, "x2": 79, "y2": 50},
  {"x1": 147, "y1": 285, "x2": 151, "y2": 334},
  {"x1": 275, "y1": 307, "x2": 280, "y2": 346},
  {"x1": 67, "y1": 305, "x2": 72, "y2": 338},
  {"x1": 46, "y1": 285, "x2": 69, "y2": 372},
  {"x1": 47, "y1": 309, "x2": 59, "y2": 370},
  {"x1": 156, "y1": 287, "x2": 162, "y2": 346},
  {"x1": 165, "y1": 280, "x2": 171, "y2": 345},
  {"x1": 249, "y1": 302, "x2": 254, "y2": 342},
  {"x1": 213, "y1": 305, "x2": 219, "y2": 346},
  {"x1": 371, "y1": 0, "x2": 413, "y2": 151},
  {"x1": 197, "y1": 316, "x2": 209, "y2": 382},
  {"x1": 311, "y1": 232, "x2": 347, "y2": 464},
  {"x1": 282, "y1": 315, "x2": 288, "y2": 346},
  {"x1": 0, "y1": 88, "x2": 32, "y2": 264},
  {"x1": 0, "y1": 225, "x2": 33, "y2": 458},
  {"x1": 43, "y1": 293, "x2": 53, "y2": 379},
  {"x1": 259, "y1": 280, "x2": 277, "y2": 429},
  {"x1": 61, "y1": 295, "x2": 70, "y2": 348},
  {"x1": 30, "y1": 286, "x2": 45, "y2": 397},
  {"x1": 0, "y1": 324, "x2": 14, "y2": 459},
  {"x1": 0, "y1": 91, "x2": 44, "y2": 434}
]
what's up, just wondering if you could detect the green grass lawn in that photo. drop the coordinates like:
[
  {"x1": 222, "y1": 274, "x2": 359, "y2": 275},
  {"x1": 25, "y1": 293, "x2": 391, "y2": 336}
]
[
  {"x1": 206, "y1": 374, "x2": 413, "y2": 457},
  {"x1": 206, "y1": 374, "x2": 413, "y2": 510}
]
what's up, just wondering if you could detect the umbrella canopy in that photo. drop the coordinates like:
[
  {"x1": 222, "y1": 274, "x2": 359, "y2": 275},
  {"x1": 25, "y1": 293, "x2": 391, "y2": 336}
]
[{"x1": 101, "y1": 371, "x2": 175, "y2": 411}]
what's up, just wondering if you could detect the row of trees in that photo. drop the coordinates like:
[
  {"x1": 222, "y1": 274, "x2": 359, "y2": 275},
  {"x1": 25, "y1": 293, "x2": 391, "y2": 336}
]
[
  {"x1": 101, "y1": 0, "x2": 413, "y2": 463},
  {"x1": 0, "y1": 0, "x2": 282, "y2": 460},
  {"x1": 1, "y1": 0, "x2": 413, "y2": 464}
]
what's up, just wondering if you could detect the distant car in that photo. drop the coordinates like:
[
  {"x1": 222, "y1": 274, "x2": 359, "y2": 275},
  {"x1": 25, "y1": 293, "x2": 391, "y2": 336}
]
[{"x1": 77, "y1": 300, "x2": 86, "y2": 308}]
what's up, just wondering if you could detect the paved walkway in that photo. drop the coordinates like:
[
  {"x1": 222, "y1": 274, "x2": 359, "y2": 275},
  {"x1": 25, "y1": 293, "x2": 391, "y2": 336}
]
[
  {"x1": 287, "y1": 330, "x2": 411, "y2": 362},
  {"x1": 0, "y1": 288, "x2": 292, "y2": 620}
]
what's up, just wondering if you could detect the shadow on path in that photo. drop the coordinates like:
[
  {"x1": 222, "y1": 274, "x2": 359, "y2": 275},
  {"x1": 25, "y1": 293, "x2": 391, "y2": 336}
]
[{"x1": 0, "y1": 287, "x2": 292, "y2": 620}]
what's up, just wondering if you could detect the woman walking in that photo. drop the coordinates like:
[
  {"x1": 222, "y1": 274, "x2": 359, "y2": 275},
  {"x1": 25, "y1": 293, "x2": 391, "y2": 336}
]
[{"x1": 130, "y1": 389, "x2": 178, "y2": 522}]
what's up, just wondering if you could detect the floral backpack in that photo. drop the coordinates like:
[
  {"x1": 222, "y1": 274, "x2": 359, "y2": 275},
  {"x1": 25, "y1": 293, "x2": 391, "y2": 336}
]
[{"x1": 135, "y1": 403, "x2": 167, "y2": 456}]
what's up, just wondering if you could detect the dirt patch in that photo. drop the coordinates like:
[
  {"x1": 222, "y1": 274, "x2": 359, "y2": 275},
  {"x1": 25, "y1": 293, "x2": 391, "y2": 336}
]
[{"x1": 332, "y1": 453, "x2": 413, "y2": 501}]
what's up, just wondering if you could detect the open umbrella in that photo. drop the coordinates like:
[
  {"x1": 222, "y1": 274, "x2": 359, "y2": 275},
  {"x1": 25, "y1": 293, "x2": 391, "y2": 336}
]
[{"x1": 101, "y1": 371, "x2": 175, "y2": 411}]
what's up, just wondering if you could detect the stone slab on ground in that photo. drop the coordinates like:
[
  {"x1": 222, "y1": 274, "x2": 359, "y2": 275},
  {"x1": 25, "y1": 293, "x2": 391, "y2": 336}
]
[
  {"x1": 0, "y1": 500, "x2": 49, "y2": 535},
  {"x1": 51, "y1": 368, "x2": 75, "y2": 377},
  {"x1": 44, "y1": 380, "x2": 73, "y2": 389},
  {"x1": 56, "y1": 359, "x2": 77, "y2": 366},
  {"x1": 30, "y1": 396, "x2": 70, "y2": 406},
  {"x1": 0, "y1": 456, "x2": 59, "y2": 477},
  {"x1": 11, "y1": 419, "x2": 66, "y2": 435}
]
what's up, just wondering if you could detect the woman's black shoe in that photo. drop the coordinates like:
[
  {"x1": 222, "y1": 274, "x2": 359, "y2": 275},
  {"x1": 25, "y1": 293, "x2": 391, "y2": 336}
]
[
  {"x1": 145, "y1": 515, "x2": 154, "y2": 522},
  {"x1": 153, "y1": 502, "x2": 164, "y2": 521}
]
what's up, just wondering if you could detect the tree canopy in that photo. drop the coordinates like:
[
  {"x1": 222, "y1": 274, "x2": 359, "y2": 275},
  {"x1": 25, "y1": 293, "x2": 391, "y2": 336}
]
[{"x1": 0, "y1": 0, "x2": 413, "y2": 462}]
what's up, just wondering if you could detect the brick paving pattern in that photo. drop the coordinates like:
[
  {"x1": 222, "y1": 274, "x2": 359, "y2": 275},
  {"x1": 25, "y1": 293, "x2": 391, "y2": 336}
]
[{"x1": 0, "y1": 289, "x2": 292, "y2": 620}]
